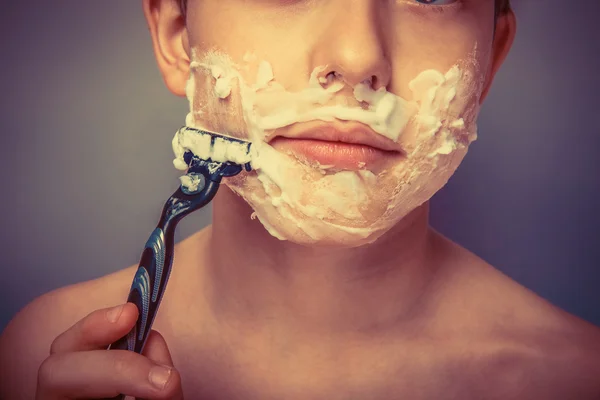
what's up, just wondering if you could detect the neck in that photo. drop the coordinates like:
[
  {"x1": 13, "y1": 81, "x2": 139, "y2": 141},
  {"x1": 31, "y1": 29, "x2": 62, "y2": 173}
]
[{"x1": 201, "y1": 186, "x2": 441, "y2": 336}]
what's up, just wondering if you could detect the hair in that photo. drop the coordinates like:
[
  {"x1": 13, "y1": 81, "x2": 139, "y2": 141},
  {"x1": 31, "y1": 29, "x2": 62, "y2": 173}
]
[{"x1": 178, "y1": 0, "x2": 512, "y2": 17}]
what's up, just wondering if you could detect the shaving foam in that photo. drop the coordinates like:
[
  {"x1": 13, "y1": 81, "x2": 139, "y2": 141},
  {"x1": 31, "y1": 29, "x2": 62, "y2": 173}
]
[
  {"x1": 174, "y1": 48, "x2": 482, "y2": 246},
  {"x1": 172, "y1": 129, "x2": 253, "y2": 168}
]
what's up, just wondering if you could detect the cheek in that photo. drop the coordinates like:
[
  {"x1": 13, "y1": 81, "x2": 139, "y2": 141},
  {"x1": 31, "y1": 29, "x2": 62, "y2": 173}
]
[
  {"x1": 186, "y1": 1, "x2": 282, "y2": 61},
  {"x1": 186, "y1": 56, "x2": 254, "y2": 138},
  {"x1": 388, "y1": 12, "x2": 494, "y2": 99}
]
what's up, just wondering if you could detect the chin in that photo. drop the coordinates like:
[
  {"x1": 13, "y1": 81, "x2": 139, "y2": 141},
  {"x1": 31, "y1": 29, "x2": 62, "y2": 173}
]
[
  {"x1": 223, "y1": 141, "x2": 469, "y2": 247},
  {"x1": 222, "y1": 178, "x2": 418, "y2": 249}
]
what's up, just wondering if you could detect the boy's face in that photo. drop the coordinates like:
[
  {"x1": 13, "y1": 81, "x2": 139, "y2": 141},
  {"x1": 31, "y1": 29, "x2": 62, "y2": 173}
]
[{"x1": 156, "y1": 0, "x2": 515, "y2": 247}]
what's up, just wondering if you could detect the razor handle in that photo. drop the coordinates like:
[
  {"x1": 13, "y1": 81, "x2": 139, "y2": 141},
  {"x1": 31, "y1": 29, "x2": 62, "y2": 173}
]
[
  {"x1": 105, "y1": 157, "x2": 246, "y2": 400},
  {"x1": 108, "y1": 179, "x2": 219, "y2": 354}
]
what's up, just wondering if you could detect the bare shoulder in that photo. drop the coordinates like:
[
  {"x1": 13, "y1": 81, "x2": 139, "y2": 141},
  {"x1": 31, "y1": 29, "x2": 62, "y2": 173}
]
[
  {"x1": 431, "y1": 233, "x2": 600, "y2": 398},
  {"x1": 0, "y1": 265, "x2": 135, "y2": 342},
  {"x1": 0, "y1": 266, "x2": 135, "y2": 399}
]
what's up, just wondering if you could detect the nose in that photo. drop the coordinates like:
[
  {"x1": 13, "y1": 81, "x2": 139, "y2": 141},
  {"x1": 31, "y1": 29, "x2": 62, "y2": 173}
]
[{"x1": 309, "y1": 1, "x2": 392, "y2": 91}]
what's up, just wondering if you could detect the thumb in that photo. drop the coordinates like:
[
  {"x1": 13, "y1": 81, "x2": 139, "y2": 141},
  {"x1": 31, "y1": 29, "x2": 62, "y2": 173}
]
[
  {"x1": 143, "y1": 330, "x2": 176, "y2": 367},
  {"x1": 139, "y1": 330, "x2": 184, "y2": 400}
]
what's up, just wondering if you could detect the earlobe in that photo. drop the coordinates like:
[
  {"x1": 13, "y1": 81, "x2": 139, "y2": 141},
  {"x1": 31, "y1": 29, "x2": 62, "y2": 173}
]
[
  {"x1": 479, "y1": 9, "x2": 517, "y2": 103},
  {"x1": 143, "y1": 0, "x2": 190, "y2": 97}
]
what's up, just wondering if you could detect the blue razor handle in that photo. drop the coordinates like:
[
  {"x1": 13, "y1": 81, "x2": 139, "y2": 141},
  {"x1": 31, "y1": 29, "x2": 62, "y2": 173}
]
[{"x1": 106, "y1": 153, "x2": 249, "y2": 400}]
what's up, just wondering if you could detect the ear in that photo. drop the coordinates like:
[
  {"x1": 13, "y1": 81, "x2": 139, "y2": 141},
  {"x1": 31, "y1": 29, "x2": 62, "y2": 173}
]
[
  {"x1": 479, "y1": 9, "x2": 517, "y2": 103},
  {"x1": 143, "y1": 0, "x2": 190, "y2": 97}
]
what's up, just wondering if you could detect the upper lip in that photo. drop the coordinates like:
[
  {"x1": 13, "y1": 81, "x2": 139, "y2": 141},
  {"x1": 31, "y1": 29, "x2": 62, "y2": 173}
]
[{"x1": 269, "y1": 123, "x2": 402, "y2": 152}]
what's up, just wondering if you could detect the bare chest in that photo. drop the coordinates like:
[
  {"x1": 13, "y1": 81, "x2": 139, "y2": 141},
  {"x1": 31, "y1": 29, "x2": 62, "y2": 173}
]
[
  {"x1": 153, "y1": 279, "x2": 600, "y2": 400},
  {"x1": 162, "y1": 325, "x2": 600, "y2": 400},
  {"x1": 164, "y1": 332, "x2": 548, "y2": 400}
]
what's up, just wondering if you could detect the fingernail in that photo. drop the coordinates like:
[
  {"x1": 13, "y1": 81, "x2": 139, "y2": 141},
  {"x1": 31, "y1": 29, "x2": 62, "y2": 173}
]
[
  {"x1": 149, "y1": 364, "x2": 172, "y2": 390},
  {"x1": 106, "y1": 304, "x2": 124, "y2": 323}
]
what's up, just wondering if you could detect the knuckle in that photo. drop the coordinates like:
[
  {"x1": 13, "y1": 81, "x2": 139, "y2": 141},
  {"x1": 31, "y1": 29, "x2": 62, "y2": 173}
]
[
  {"x1": 78, "y1": 311, "x2": 99, "y2": 336},
  {"x1": 111, "y1": 351, "x2": 136, "y2": 376},
  {"x1": 48, "y1": 310, "x2": 100, "y2": 354}
]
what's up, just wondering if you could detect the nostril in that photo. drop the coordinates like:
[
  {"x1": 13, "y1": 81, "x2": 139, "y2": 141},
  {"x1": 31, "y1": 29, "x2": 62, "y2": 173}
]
[
  {"x1": 360, "y1": 75, "x2": 380, "y2": 89},
  {"x1": 364, "y1": 75, "x2": 380, "y2": 88},
  {"x1": 371, "y1": 75, "x2": 379, "y2": 88},
  {"x1": 320, "y1": 71, "x2": 343, "y2": 88}
]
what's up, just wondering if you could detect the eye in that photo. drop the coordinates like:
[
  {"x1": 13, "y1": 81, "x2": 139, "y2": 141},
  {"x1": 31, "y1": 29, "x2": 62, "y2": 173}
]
[{"x1": 414, "y1": 0, "x2": 456, "y2": 4}]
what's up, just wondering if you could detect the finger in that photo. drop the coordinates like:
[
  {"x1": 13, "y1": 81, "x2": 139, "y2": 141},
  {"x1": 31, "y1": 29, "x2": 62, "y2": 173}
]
[
  {"x1": 36, "y1": 349, "x2": 179, "y2": 400},
  {"x1": 50, "y1": 303, "x2": 138, "y2": 354},
  {"x1": 140, "y1": 330, "x2": 184, "y2": 400},
  {"x1": 142, "y1": 330, "x2": 175, "y2": 367}
]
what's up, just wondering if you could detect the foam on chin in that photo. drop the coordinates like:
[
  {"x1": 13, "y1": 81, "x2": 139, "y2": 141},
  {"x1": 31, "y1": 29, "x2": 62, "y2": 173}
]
[{"x1": 173, "y1": 49, "x2": 482, "y2": 247}]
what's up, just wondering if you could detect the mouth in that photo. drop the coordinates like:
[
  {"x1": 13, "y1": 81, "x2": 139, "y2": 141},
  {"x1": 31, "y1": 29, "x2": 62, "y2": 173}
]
[{"x1": 268, "y1": 123, "x2": 403, "y2": 170}]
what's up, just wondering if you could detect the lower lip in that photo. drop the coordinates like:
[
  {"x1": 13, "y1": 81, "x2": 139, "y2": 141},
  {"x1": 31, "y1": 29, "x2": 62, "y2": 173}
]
[{"x1": 270, "y1": 138, "x2": 399, "y2": 170}]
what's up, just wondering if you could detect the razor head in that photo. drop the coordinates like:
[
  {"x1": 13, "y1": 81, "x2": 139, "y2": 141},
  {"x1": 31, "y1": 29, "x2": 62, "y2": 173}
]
[
  {"x1": 184, "y1": 153, "x2": 249, "y2": 177},
  {"x1": 177, "y1": 126, "x2": 253, "y2": 169},
  {"x1": 178, "y1": 126, "x2": 250, "y2": 146}
]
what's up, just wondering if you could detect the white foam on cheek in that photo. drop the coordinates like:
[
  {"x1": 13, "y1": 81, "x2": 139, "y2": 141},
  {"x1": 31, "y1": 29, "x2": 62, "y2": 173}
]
[
  {"x1": 174, "y1": 48, "x2": 482, "y2": 246},
  {"x1": 408, "y1": 65, "x2": 471, "y2": 158},
  {"x1": 184, "y1": 71, "x2": 196, "y2": 127}
]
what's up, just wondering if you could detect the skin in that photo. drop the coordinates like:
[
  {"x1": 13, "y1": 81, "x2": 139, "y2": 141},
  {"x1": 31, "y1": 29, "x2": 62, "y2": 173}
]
[{"x1": 1, "y1": 0, "x2": 600, "y2": 399}]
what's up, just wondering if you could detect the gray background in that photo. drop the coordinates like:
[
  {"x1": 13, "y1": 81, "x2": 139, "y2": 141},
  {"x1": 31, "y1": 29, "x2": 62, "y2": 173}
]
[{"x1": 1, "y1": 1, "x2": 599, "y2": 331}]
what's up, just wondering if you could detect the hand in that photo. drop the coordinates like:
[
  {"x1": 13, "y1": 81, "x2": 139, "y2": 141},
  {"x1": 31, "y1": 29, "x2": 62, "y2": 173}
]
[{"x1": 35, "y1": 303, "x2": 184, "y2": 399}]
